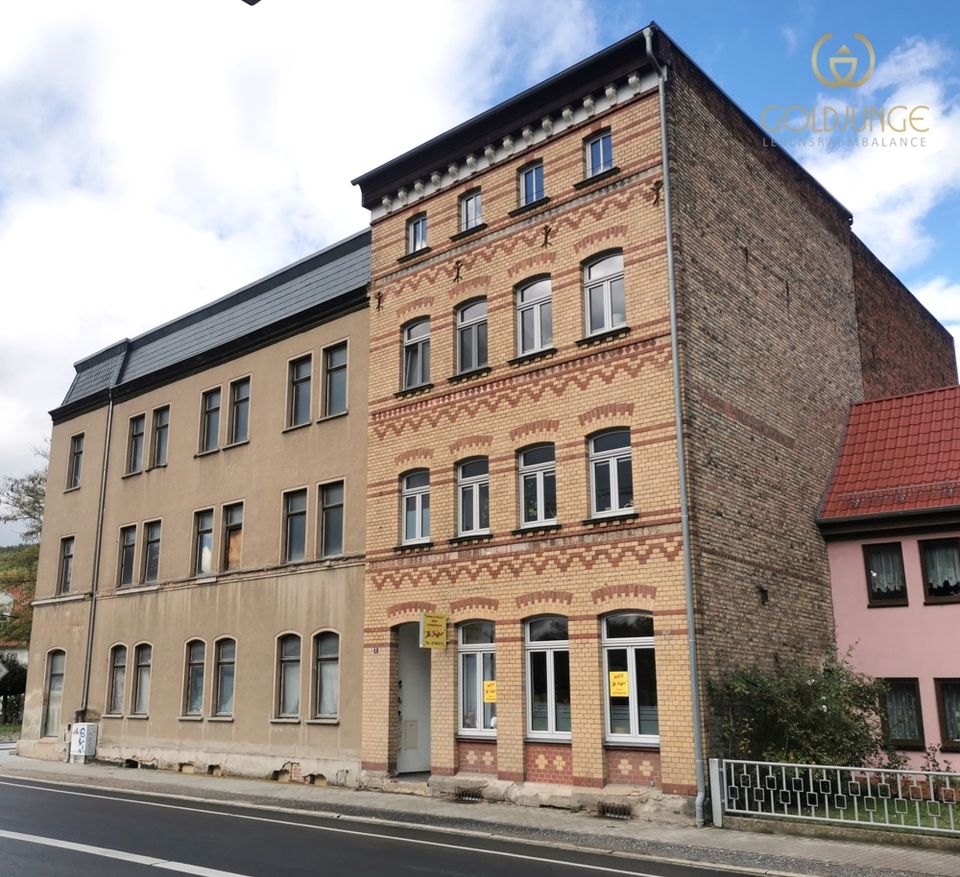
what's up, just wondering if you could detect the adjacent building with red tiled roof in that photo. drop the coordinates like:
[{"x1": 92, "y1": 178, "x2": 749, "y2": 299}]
[{"x1": 819, "y1": 385, "x2": 960, "y2": 765}]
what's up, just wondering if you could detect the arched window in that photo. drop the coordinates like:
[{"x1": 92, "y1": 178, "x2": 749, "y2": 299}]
[
  {"x1": 277, "y1": 634, "x2": 301, "y2": 718},
  {"x1": 602, "y1": 613, "x2": 658, "y2": 744},
  {"x1": 456, "y1": 300, "x2": 488, "y2": 374},
  {"x1": 214, "y1": 638, "x2": 236, "y2": 717},
  {"x1": 525, "y1": 616, "x2": 570, "y2": 738},
  {"x1": 314, "y1": 632, "x2": 340, "y2": 719},
  {"x1": 589, "y1": 429, "x2": 633, "y2": 516},
  {"x1": 42, "y1": 650, "x2": 66, "y2": 737},
  {"x1": 457, "y1": 458, "x2": 490, "y2": 536},
  {"x1": 132, "y1": 644, "x2": 152, "y2": 716},
  {"x1": 107, "y1": 645, "x2": 127, "y2": 715},
  {"x1": 519, "y1": 445, "x2": 557, "y2": 527},
  {"x1": 401, "y1": 470, "x2": 431, "y2": 544},
  {"x1": 459, "y1": 622, "x2": 496, "y2": 735},
  {"x1": 584, "y1": 252, "x2": 625, "y2": 335},
  {"x1": 183, "y1": 640, "x2": 205, "y2": 716}
]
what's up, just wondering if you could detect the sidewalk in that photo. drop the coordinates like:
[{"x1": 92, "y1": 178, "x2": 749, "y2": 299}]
[{"x1": 1, "y1": 750, "x2": 957, "y2": 877}]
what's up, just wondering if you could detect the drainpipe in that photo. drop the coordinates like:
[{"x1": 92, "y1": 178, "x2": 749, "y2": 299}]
[
  {"x1": 78, "y1": 390, "x2": 114, "y2": 721},
  {"x1": 643, "y1": 26, "x2": 706, "y2": 828}
]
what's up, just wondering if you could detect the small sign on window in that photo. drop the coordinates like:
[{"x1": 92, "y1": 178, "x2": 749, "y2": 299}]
[
  {"x1": 483, "y1": 680, "x2": 497, "y2": 703},
  {"x1": 609, "y1": 671, "x2": 629, "y2": 697}
]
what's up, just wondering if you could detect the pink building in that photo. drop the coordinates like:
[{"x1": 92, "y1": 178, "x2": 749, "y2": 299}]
[{"x1": 818, "y1": 385, "x2": 960, "y2": 767}]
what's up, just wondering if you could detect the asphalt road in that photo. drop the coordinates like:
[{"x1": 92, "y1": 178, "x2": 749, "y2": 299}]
[{"x1": 0, "y1": 777, "x2": 760, "y2": 877}]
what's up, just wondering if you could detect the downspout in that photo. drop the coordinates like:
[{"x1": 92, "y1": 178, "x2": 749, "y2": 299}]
[
  {"x1": 643, "y1": 26, "x2": 706, "y2": 827},
  {"x1": 78, "y1": 389, "x2": 114, "y2": 722}
]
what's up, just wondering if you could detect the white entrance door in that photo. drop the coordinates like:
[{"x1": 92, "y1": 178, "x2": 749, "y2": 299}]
[{"x1": 396, "y1": 623, "x2": 431, "y2": 774}]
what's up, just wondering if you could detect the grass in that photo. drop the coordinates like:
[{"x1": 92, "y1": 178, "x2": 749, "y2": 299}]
[{"x1": 0, "y1": 723, "x2": 22, "y2": 741}]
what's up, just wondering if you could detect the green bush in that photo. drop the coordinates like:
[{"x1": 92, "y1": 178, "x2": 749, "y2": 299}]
[{"x1": 711, "y1": 653, "x2": 903, "y2": 768}]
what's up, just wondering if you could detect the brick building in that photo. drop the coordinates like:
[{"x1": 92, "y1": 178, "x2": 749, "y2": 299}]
[{"x1": 351, "y1": 24, "x2": 955, "y2": 818}]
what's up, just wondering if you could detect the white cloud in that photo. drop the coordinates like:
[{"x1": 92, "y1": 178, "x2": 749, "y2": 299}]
[
  {"x1": 0, "y1": 0, "x2": 597, "y2": 545},
  {"x1": 910, "y1": 276, "x2": 960, "y2": 363}
]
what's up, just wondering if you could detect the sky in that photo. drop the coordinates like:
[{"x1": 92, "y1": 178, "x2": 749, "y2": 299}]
[{"x1": 1, "y1": 0, "x2": 959, "y2": 545}]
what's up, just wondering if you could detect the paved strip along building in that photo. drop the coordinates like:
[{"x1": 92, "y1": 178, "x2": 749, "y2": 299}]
[{"x1": 21, "y1": 25, "x2": 956, "y2": 819}]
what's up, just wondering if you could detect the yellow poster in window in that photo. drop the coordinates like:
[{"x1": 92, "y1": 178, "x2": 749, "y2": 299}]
[
  {"x1": 419, "y1": 612, "x2": 447, "y2": 648},
  {"x1": 609, "y1": 671, "x2": 629, "y2": 698},
  {"x1": 483, "y1": 681, "x2": 497, "y2": 703}
]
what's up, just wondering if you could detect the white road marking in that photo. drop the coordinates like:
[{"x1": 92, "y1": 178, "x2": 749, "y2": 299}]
[
  {"x1": 0, "y1": 828, "x2": 251, "y2": 876},
  {"x1": 0, "y1": 779, "x2": 675, "y2": 876}
]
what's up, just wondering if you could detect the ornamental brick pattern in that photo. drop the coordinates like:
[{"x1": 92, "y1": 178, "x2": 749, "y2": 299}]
[
  {"x1": 456, "y1": 739, "x2": 498, "y2": 775},
  {"x1": 604, "y1": 747, "x2": 661, "y2": 786},
  {"x1": 525, "y1": 742, "x2": 574, "y2": 785}
]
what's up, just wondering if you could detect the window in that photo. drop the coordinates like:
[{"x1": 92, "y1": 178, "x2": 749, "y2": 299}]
[
  {"x1": 456, "y1": 300, "x2": 488, "y2": 374},
  {"x1": 602, "y1": 613, "x2": 658, "y2": 744},
  {"x1": 314, "y1": 632, "x2": 340, "y2": 718},
  {"x1": 67, "y1": 434, "x2": 84, "y2": 489},
  {"x1": 214, "y1": 639, "x2": 236, "y2": 717},
  {"x1": 118, "y1": 525, "x2": 137, "y2": 587},
  {"x1": 590, "y1": 429, "x2": 634, "y2": 516},
  {"x1": 194, "y1": 509, "x2": 214, "y2": 575},
  {"x1": 401, "y1": 470, "x2": 430, "y2": 544},
  {"x1": 142, "y1": 521, "x2": 161, "y2": 584},
  {"x1": 402, "y1": 319, "x2": 431, "y2": 389},
  {"x1": 935, "y1": 679, "x2": 960, "y2": 752},
  {"x1": 920, "y1": 538, "x2": 960, "y2": 602},
  {"x1": 132, "y1": 644, "x2": 151, "y2": 715},
  {"x1": 228, "y1": 377, "x2": 250, "y2": 444},
  {"x1": 584, "y1": 252, "x2": 626, "y2": 335},
  {"x1": 107, "y1": 645, "x2": 126, "y2": 714},
  {"x1": 519, "y1": 162, "x2": 544, "y2": 206},
  {"x1": 585, "y1": 130, "x2": 613, "y2": 177},
  {"x1": 460, "y1": 189, "x2": 483, "y2": 231},
  {"x1": 222, "y1": 504, "x2": 243, "y2": 571},
  {"x1": 151, "y1": 406, "x2": 170, "y2": 468},
  {"x1": 57, "y1": 537, "x2": 74, "y2": 595},
  {"x1": 525, "y1": 617, "x2": 570, "y2": 738},
  {"x1": 184, "y1": 640, "x2": 205, "y2": 716},
  {"x1": 459, "y1": 621, "x2": 496, "y2": 735},
  {"x1": 458, "y1": 459, "x2": 489, "y2": 536},
  {"x1": 277, "y1": 634, "x2": 301, "y2": 717},
  {"x1": 519, "y1": 445, "x2": 557, "y2": 527},
  {"x1": 323, "y1": 343, "x2": 348, "y2": 417},
  {"x1": 42, "y1": 650, "x2": 66, "y2": 737},
  {"x1": 200, "y1": 389, "x2": 221, "y2": 453},
  {"x1": 284, "y1": 490, "x2": 307, "y2": 562},
  {"x1": 320, "y1": 482, "x2": 344, "y2": 558},
  {"x1": 407, "y1": 213, "x2": 428, "y2": 253},
  {"x1": 127, "y1": 414, "x2": 145, "y2": 473},
  {"x1": 883, "y1": 679, "x2": 924, "y2": 749},
  {"x1": 863, "y1": 543, "x2": 907, "y2": 606},
  {"x1": 288, "y1": 355, "x2": 312, "y2": 427},
  {"x1": 517, "y1": 279, "x2": 552, "y2": 356}
]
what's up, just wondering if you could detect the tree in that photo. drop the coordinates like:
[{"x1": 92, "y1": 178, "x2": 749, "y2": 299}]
[{"x1": 0, "y1": 442, "x2": 48, "y2": 543}]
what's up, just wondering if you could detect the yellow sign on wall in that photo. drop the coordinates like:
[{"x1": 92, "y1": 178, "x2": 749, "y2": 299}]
[
  {"x1": 483, "y1": 681, "x2": 497, "y2": 703},
  {"x1": 419, "y1": 612, "x2": 447, "y2": 648},
  {"x1": 609, "y1": 671, "x2": 629, "y2": 698}
]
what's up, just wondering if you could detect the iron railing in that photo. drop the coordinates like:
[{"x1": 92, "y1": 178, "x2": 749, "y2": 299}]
[{"x1": 711, "y1": 758, "x2": 960, "y2": 836}]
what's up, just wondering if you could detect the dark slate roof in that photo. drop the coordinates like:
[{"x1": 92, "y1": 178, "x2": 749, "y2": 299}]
[
  {"x1": 818, "y1": 384, "x2": 960, "y2": 522},
  {"x1": 56, "y1": 229, "x2": 370, "y2": 416}
]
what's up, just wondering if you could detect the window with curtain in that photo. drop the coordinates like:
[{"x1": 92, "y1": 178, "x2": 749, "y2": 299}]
[
  {"x1": 107, "y1": 645, "x2": 126, "y2": 714},
  {"x1": 278, "y1": 634, "x2": 301, "y2": 717},
  {"x1": 184, "y1": 640, "x2": 205, "y2": 716},
  {"x1": 314, "y1": 632, "x2": 340, "y2": 718},
  {"x1": 132, "y1": 644, "x2": 152, "y2": 715},
  {"x1": 884, "y1": 679, "x2": 923, "y2": 749},
  {"x1": 936, "y1": 679, "x2": 960, "y2": 751},
  {"x1": 921, "y1": 539, "x2": 960, "y2": 601},
  {"x1": 42, "y1": 650, "x2": 66, "y2": 737},
  {"x1": 862, "y1": 542, "x2": 907, "y2": 605},
  {"x1": 214, "y1": 639, "x2": 236, "y2": 717}
]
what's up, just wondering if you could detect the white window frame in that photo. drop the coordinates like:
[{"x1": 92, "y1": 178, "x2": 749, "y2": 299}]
[
  {"x1": 525, "y1": 616, "x2": 570, "y2": 740},
  {"x1": 407, "y1": 213, "x2": 428, "y2": 253},
  {"x1": 456, "y1": 299, "x2": 488, "y2": 374},
  {"x1": 602, "y1": 613, "x2": 659, "y2": 745},
  {"x1": 516, "y1": 278, "x2": 553, "y2": 356},
  {"x1": 583, "y1": 252, "x2": 626, "y2": 336},
  {"x1": 585, "y1": 130, "x2": 613, "y2": 177},
  {"x1": 401, "y1": 470, "x2": 431, "y2": 544},
  {"x1": 460, "y1": 190, "x2": 483, "y2": 231},
  {"x1": 457, "y1": 459, "x2": 490, "y2": 537},
  {"x1": 519, "y1": 162, "x2": 544, "y2": 206},
  {"x1": 518, "y1": 445, "x2": 557, "y2": 528},
  {"x1": 458, "y1": 622, "x2": 496, "y2": 737},
  {"x1": 402, "y1": 319, "x2": 431, "y2": 389},
  {"x1": 589, "y1": 429, "x2": 634, "y2": 517}
]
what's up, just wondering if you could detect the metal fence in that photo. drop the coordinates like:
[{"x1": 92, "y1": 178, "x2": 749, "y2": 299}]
[{"x1": 710, "y1": 758, "x2": 960, "y2": 836}]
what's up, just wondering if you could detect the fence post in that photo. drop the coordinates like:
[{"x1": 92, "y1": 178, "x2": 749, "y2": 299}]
[{"x1": 708, "y1": 758, "x2": 723, "y2": 827}]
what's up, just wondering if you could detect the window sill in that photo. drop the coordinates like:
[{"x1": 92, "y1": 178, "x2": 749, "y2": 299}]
[
  {"x1": 890, "y1": 742, "x2": 926, "y2": 751},
  {"x1": 448, "y1": 533, "x2": 493, "y2": 546},
  {"x1": 576, "y1": 326, "x2": 631, "y2": 347},
  {"x1": 63, "y1": 485, "x2": 81, "y2": 494},
  {"x1": 114, "y1": 584, "x2": 161, "y2": 596},
  {"x1": 306, "y1": 717, "x2": 340, "y2": 725},
  {"x1": 101, "y1": 713, "x2": 123, "y2": 720},
  {"x1": 317, "y1": 410, "x2": 348, "y2": 424},
  {"x1": 281, "y1": 421, "x2": 312, "y2": 435},
  {"x1": 456, "y1": 732, "x2": 497, "y2": 741},
  {"x1": 448, "y1": 367, "x2": 492, "y2": 385},
  {"x1": 145, "y1": 463, "x2": 167, "y2": 472},
  {"x1": 127, "y1": 714, "x2": 149, "y2": 721},
  {"x1": 192, "y1": 575, "x2": 217, "y2": 585},
  {"x1": 867, "y1": 599, "x2": 910, "y2": 609},
  {"x1": 511, "y1": 523, "x2": 561, "y2": 537},
  {"x1": 573, "y1": 166, "x2": 621, "y2": 190},
  {"x1": 178, "y1": 715, "x2": 204, "y2": 722},
  {"x1": 582, "y1": 511, "x2": 639, "y2": 526},
  {"x1": 923, "y1": 596, "x2": 960, "y2": 605},
  {"x1": 525, "y1": 735, "x2": 572, "y2": 744},
  {"x1": 508, "y1": 347, "x2": 556, "y2": 367},
  {"x1": 602, "y1": 740, "x2": 660, "y2": 750},
  {"x1": 222, "y1": 439, "x2": 250, "y2": 452},
  {"x1": 121, "y1": 470, "x2": 143, "y2": 479},
  {"x1": 208, "y1": 716, "x2": 234, "y2": 723},
  {"x1": 508, "y1": 196, "x2": 551, "y2": 218},
  {"x1": 394, "y1": 383, "x2": 434, "y2": 400},
  {"x1": 394, "y1": 541, "x2": 434, "y2": 554},
  {"x1": 270, "y1": 717, "x2": 301, "y2": 724},
  {"x1": 450, "y1": 223, "x2": 488, "y2": 242},
  {"x1": 397, "y1": 246, "x2": 432, "y2": 264},
  {"x1": 33, "y1": 593, "x2": 90, "y2": 607},
  {"x1": 193, "y1": 448, "x2": 220, "y2": 459}
]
